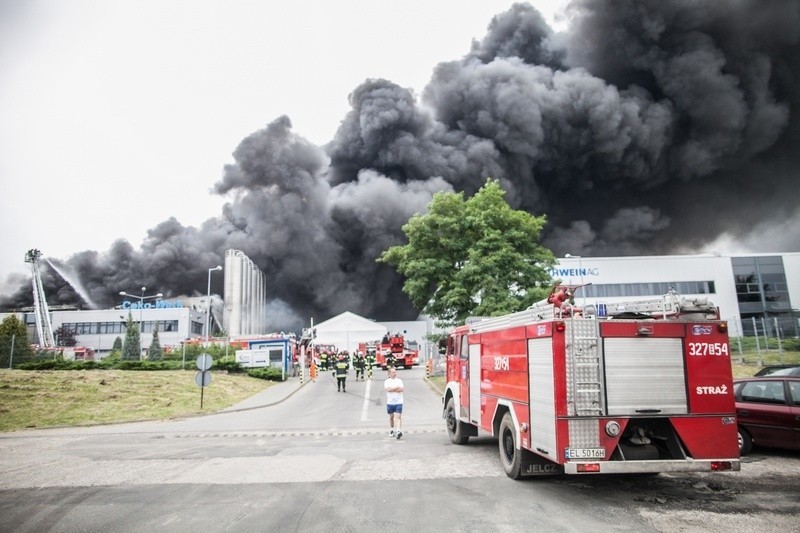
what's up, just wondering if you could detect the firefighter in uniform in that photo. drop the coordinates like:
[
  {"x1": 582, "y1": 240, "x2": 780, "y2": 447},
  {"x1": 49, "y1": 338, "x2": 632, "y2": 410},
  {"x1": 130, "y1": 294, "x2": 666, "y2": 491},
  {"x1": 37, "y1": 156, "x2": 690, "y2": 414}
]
[
  {"x1": 365, "y1": 348, "x2": 376, "y2": 379},
  {"x1": 332, "y1": 350, "x2": 340, "y2": 378},
  {"x1": 386, "y1": 351, "x2": 396, "y2": 370},
  {"x1": 354, "y1": 350, "x2": 366, "y2": 381},
  {"x1": 335, "y1": 353, "x2": 349, "y2": 392},
  {"x1": 320, "y1": 350, "x2": 328, "y2": 371}
]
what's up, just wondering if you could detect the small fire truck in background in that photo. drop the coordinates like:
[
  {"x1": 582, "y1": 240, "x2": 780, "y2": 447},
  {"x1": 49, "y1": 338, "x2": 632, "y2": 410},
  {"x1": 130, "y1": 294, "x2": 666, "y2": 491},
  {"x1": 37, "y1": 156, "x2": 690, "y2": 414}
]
[
  {"x1": 442, "y1": 284, "x2": 740, "y2": 478},
  {"x1": 376, "y1": 334, "x2": 419, "y2": 369},
  {"x1": 358, "y1": 341, "x2": 379, "y2": 362}
]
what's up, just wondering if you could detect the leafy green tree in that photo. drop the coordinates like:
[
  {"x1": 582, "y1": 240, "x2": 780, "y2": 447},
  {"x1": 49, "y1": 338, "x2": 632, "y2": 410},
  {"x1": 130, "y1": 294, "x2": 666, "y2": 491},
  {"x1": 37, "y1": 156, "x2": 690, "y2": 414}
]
[
  {"x1": 0, "y1": 314, "x2": 35, "y2": 364},
  {"x1": 105, "y1": 336, "x2": 123, "y2": 360},
  {"x1": 121, "y1": 313, "x2": 141, "y2": 361},
  {"x1": 0, "y1": 314, "x2": 29, "y2": 340},
  {"x1": 379, "y1": 178, "x2": 556, "y2": 327},
  {"x1": 148, "y1": 322, "x2": 163, "y2": 361},
  {"x1": 53, "y1": 326, "x2": 77, "y2": 347}
]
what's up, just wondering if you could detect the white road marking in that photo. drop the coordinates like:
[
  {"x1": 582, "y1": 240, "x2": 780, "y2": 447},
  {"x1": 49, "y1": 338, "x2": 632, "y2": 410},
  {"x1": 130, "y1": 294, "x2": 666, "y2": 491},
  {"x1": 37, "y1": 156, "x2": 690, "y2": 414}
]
[{"x1": 361, "y1": 378, "x2": 372, "y2": 421}]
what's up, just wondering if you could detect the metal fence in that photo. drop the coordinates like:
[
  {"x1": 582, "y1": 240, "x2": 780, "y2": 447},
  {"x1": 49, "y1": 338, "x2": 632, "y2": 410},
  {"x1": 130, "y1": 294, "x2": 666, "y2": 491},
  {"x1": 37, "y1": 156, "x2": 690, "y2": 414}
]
[
  {"x1": 0, "y1": 334, "x2": 27, "y2": 369},
  {"x1": 731, "y1": 315, "x2": 800, "y2": 339},
  {"x1": 727, "y1": 316, "x2": 800, "y2": 366}
]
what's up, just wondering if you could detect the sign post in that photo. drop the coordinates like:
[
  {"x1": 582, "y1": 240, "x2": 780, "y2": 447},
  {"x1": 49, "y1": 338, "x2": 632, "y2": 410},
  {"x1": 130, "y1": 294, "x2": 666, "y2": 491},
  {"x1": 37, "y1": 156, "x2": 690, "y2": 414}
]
[{"x1": 195, "y1": 353, "x2": 213, "y2": 409}]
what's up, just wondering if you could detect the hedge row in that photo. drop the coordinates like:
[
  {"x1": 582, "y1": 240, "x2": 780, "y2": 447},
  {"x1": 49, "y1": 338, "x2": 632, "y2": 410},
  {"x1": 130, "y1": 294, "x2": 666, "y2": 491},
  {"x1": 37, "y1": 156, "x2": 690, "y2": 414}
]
[{"x1": 13, "y1": 358, "x2": 285, "y2": 381}]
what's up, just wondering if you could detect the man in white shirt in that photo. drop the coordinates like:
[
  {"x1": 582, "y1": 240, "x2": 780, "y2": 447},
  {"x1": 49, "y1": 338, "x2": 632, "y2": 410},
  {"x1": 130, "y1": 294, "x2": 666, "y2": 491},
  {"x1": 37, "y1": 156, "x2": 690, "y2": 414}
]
[{"x1": 384, "y1": 367, "x2": 405, "y2": 439}]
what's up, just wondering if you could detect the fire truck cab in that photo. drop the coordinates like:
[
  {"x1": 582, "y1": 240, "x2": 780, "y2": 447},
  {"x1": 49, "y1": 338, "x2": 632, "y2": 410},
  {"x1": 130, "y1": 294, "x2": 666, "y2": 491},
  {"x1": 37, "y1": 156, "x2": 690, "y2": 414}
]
[{"x1": 442, "y1": 286, "x2": 741, "y2": 478}]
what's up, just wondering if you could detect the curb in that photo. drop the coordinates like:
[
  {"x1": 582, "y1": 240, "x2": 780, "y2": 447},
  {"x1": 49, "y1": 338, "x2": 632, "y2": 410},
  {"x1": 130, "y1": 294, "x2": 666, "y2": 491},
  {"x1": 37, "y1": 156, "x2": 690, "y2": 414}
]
[
  {"x1": 424, "y1": 376, "x2": 444, "y2": 397},
  {"x1": 220, "y1": 378, "x2": 309, "y2": 413}
]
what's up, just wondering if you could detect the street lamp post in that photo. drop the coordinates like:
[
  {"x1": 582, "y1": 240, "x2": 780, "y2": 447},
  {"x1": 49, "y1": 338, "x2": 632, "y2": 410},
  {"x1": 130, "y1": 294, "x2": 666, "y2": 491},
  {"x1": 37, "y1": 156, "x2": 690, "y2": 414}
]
[
  {"x1": 564, "y1": 254, "x2": 587, "y2": 309},
  {"x1": 206, "y1": 266, "x2": 223, "y2": 344},
  {"x1": 119, "y1": 286, "x2": 163, "y2": 360}
]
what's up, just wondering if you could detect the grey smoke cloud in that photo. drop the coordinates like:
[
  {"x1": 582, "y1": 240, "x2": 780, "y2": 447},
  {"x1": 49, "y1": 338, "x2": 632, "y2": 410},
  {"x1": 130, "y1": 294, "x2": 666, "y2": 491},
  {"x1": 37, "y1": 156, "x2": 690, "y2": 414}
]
[{"x1": 2, "y1": 0, "x2": 799, "y2": 331}]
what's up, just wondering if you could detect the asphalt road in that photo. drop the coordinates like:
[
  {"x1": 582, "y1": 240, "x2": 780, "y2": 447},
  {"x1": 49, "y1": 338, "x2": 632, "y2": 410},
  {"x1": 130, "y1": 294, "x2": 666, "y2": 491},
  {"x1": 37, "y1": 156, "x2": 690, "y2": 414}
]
[{"x1": 0, "y1": 367, "x2": 798, "y2": 532}]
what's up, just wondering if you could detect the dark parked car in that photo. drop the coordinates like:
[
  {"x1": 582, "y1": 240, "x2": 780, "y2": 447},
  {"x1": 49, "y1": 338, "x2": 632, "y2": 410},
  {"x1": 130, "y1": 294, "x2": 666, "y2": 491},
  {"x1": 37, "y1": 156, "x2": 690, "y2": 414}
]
[
  {"x1": 767, "y1": 367, "x2": 800, "y2": 376},
  {"x1": 733, "y1": 376, "x2": 800, "y2": 455},
  {"x1": 754, "y1": 365, "x2": 800, "y2": 376}
]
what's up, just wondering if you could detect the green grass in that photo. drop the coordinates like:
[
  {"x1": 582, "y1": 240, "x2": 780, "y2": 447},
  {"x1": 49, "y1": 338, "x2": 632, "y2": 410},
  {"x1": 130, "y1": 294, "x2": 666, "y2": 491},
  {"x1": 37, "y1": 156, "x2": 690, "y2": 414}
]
[
  {"x1": 427, "y1": 375, "x2": 445, "y2": 395},
  {"x1": 0, "y1": 369, "x2": 275, "y2": 432},
  {"x1": 730, "y1": 335, "x2": 800, "y2": 376},
  {"x1": 731, "y1": 348, "x2": 800, "y2": 370},
  {"x1": 732, "y1": 361, "x2": 774, "y2": 378}
]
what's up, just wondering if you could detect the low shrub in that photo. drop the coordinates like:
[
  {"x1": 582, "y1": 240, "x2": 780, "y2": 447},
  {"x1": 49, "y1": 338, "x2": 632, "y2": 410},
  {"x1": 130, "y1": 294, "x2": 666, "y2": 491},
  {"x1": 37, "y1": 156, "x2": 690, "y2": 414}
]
[
  {"x1": 15, "y1": 358, "x2": 187, "y2": 371},
  {"x1": 115, "y1": 360, "x2": 175, "y2": 371},
  {"x1": 17, "y1": 359, "x2": 74, "y2": 370},
  {"x1": 214, "y1": 358, "x2": 244, "y2": 373},
  {"x1": 782, "y1": 338, "x2": 800, "y2": 351},
  {"x1": 246, "y1": 366, "x2": 285, "y2": 381},
  {"x1": 17, "y1": 359, "x2": 103, "y2": 370}
]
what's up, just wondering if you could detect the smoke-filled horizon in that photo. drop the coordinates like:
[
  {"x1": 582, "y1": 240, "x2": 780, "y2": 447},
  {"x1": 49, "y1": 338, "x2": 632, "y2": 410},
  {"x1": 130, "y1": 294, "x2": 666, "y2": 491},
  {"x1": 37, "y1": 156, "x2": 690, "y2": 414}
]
[{"x1": 2, "y1": 0, "x2": 799, "y2": 332}]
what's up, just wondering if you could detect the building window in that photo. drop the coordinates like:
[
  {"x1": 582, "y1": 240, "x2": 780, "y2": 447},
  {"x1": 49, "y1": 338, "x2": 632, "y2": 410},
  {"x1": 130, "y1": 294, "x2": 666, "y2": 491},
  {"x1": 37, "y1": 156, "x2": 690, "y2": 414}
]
[
  {"x1": 98, "y1": 321, "x2": 126, "y2": 335},
  {"x1": 732, "y1": 256, "x2": 795, "y2": 336},
  {"x1": 62, "y1": 322, "x2": 96, "y2": 335},
  {"x1": 160, "y1": 320, "x2": 177, "y2": 332},
  {"x1": 580, "y1": 281, "x2": 715, "y2": 299}
]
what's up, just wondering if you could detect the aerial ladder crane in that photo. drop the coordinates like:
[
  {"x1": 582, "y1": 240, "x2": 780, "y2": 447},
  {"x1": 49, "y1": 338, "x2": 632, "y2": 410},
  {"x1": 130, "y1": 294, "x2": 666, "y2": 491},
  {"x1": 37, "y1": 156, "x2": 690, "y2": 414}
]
[{"x1": 24, "y1": 249, "x2": 56, "y2": 348}]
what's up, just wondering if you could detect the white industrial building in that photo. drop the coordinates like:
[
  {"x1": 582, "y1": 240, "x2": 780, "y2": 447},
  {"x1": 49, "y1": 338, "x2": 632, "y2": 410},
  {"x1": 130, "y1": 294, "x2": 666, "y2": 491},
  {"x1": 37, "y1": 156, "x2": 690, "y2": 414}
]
[
  {"x1": 2, "y1": 302, "x2": 207, "y2": 357},
  {"x1": 556, "y1": 252, "x2": 800, "y2": 338},
  {"x1": 223, "y1": 249, "x2": 268, "y2": 336}
]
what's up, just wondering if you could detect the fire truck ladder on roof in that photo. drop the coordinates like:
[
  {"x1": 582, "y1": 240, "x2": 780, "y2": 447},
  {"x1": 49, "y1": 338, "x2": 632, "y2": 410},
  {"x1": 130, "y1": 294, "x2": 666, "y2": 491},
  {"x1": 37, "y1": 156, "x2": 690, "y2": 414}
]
[
  {"x1": 24, "y1": 249, "x2": 56, "y2": 348},
  {"x1": 601, "y1": 290, "x2": 717, "y2": 318},
  {"x1": 566, "y1": 319, "x2": 604, "y2": 416},
  {"x1": 468, "y1": 303, "x2": 558, "y2": 334}
]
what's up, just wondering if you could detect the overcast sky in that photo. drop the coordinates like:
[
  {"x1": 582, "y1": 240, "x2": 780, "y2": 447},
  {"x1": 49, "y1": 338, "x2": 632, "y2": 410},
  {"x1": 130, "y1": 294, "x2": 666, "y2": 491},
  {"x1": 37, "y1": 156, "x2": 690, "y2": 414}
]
[{"x1": 0, "y1": 0, "x2": 568, "y2": 282}]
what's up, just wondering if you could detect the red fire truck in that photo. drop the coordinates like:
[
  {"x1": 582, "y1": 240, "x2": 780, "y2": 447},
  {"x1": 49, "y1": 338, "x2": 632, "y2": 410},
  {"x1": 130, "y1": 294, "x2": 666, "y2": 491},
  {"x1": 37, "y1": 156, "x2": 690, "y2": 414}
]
[
  {"x1": 357, "y1": 341, "x2": 379, "y2": 360},
  {"x1": 376, "y1": 334, "x2": 419, "y2": 369},
  {"x1": 442, "y1": 285, "x2": 740, "y2": 478},
  {"x1": 40, "y1": 346, "x2": 96, "y2": 361}
]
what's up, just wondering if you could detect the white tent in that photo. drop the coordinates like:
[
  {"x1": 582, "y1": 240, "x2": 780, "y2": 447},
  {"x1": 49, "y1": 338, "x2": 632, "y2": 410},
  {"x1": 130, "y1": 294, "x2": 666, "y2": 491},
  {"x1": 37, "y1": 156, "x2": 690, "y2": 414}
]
[{"x1": 313, "y1": 311, "x2": 388, "y2": 353}]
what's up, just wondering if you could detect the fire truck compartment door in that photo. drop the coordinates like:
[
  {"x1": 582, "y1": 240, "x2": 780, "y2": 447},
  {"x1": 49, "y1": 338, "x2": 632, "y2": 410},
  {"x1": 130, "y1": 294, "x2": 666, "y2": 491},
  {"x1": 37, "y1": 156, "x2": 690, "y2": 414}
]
[
  {"x1": 529, "y1": 338, "x2": 557, "y2": 456},
  {"x1": 604, "y1": 337, "x2": 688, "y2": 415},
  {"x1": 469, "y1": 343, "x2": 481, "y2": 424}
]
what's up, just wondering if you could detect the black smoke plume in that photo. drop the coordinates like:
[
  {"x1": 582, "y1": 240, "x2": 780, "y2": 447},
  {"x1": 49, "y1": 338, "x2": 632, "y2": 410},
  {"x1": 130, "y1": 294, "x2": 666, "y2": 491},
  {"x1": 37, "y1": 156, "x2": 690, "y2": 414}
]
[{"x1": 2, "y1": 0, "x2": 799, "y2": 331}]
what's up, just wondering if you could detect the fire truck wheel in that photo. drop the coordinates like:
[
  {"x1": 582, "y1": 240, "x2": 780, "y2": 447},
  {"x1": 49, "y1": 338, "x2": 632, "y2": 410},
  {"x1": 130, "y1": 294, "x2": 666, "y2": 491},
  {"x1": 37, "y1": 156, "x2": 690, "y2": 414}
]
[
  {"x1": 499, "y1": 413, "x2": 523, "y2": 479},
  {"x1": 445, "y1": 398, "x2": 469, "y2": 445},
  {"x1": 737, "y1": 426, "x2": 753, "y2": 456}
]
